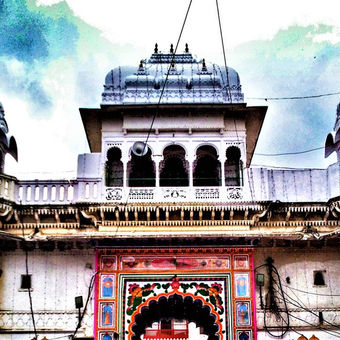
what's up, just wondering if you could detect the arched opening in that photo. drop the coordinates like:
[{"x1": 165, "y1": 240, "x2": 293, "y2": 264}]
[
  {"x1": 0, "y1": 150, "x2": 4, "y2": 173},
  {"x1": 225, "y1": 146, "x2": 243, "y2": 186},
  {"x1": 128, "y1": 149, "x2": 156, "y2": 187},
  {"x1": 193, "y1": 146, "x2": 221, "y2": 186},
  {"x1": 105, "y1": 147, "x2": 123, "y2": 187},
  {"x1": 130, "y1": 294, "x2": 221, "y2": 340},
  {"x1": 160, "y1": 145, "x2": 189, "y2": 187}
]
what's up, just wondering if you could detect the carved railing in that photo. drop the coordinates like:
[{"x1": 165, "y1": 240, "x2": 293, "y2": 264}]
[
  {"x1": 16, "y1": 178, "x2": 101, "y2": 204},
  {"x1": 2, "y1": 177, "x2": 246, "y2": 205},
  {"x1": 105, "y1": 186, "x2": 245, "y2": 202}
]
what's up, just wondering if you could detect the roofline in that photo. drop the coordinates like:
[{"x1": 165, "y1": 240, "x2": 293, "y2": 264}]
[{"x1": 80, "y1": 103, "x2": 267, "y2": 166}]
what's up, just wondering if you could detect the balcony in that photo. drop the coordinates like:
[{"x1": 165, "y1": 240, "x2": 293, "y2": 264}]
[{"x1": 7, "y1": 179, "x2": 246, "y2": 205}]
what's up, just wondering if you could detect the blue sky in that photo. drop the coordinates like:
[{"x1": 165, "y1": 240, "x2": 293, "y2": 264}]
[{"x1": 1, "y1": 0, "x2": 340, "y2": 178}]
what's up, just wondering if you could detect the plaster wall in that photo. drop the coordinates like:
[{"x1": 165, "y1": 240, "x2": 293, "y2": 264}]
[
  {"x1": 254, "y1": 247, "x2": 340, "y2": 339},
  {"x1": 0, "y1": 248, "x2": 96, "y2": 339}
]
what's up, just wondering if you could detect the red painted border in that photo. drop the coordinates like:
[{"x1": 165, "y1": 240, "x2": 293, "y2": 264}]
[
  {"x1": 251, "y1": 254, "x2": 257, "y2": 340},
  {"x1": 94, "y1": 251, "x2": 99, "y2": 339}
]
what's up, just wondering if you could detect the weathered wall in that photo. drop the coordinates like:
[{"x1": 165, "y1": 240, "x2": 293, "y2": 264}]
[
  {"x1": 254, "y1": 247, "x2": 340, "y2": 340},
  {"x1": 0, "y1": 248, "x2": 96, "y2": 340}
]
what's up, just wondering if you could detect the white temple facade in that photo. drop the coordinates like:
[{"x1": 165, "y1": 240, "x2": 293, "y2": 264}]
[{"x1": 1, "y1": 45, "x2": 340, "y2": 340}]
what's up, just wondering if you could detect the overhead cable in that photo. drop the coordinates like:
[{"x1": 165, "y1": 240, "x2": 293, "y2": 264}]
[
  {"x1": 255, "y1": 146, "x2": 324, "y2": 156},
  {"x1": 247, "y1": 91, "x2": 340, "y2": 101}
]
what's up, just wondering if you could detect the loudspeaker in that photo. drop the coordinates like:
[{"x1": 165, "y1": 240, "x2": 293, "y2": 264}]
[
  {"x1": 131, "y1": 141, "x2": 148, "y2": 157},
  {"x1": 75, "y1": 296, "x2": 83, "y2": 309}
]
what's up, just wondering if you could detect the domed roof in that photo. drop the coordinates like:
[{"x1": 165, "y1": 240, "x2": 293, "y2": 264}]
[{"x1": 102, "y1": 44, "x2": 244, "y2": 105}]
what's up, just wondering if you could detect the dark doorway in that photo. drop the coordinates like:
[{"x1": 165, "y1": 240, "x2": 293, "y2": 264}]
[
  {"x1": 193, "y1": 146, "x2": 221, "y2": 186},
  {"x1": 128, "y1": 149, "x2": 156, "y2": 187},
  {"x1": 160, "y1": 145, "x2": 189, "y2": 187},
  {"x1": 130, "y1": 294, "x2": 221, "y2": 340}
]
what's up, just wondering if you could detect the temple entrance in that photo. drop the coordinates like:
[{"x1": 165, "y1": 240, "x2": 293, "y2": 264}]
[{"x1": 130, "y1": 294, "x2": 220, "y2": 340}]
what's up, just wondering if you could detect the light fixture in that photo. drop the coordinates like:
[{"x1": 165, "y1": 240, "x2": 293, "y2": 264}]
[
  {"x1": 75, "y1": 295, "x2": 83, "y2": 328},
  {"x1": 131, "y1": 141, "x2": 148, "y2": 157},
  {"x1": 256, "y1": 273, "x2": 265, "y2": 287}
]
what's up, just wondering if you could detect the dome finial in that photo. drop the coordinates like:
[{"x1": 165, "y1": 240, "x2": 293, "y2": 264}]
[
  {"x1": 170, "y1": 44, "x2": 174, "y2": 54},
  {"x1": 202, "y1": 58, "x2": 207, "y2": 71},
  {"x1": 185, "y1": 43, "x2": 189, "y2": 53},
  {"x1": 154, "y1": 43, "x2": 158, "y2": 53}
]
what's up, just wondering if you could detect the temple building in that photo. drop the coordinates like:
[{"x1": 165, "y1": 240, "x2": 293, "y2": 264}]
[{"x1": 1, "y1": 45, "x2": 340, "y2": 340}]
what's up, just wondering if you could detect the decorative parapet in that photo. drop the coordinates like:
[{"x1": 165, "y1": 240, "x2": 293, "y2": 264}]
[
  {"x1": 0, "y1": 310, "x2": 93, "y2": 334},
  {"x1": 105, "y1": 186, "x2": 245, "y2": 203}
]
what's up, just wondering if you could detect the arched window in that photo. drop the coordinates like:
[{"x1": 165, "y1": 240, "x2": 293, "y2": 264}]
[
  {"x1": 193, "y1": 145, "x2": 221, "y2": 186},
  {"x1": 160, "y1": 145, "x2": 189, "y2": 187},
  {"x1": 128, "y1": 149, "x2": 155, "y2": 187},
  {"x1": 105, "y1": 147, "x2": 123, "y2": 187},
  {"x1": 0, "y1": 150, "x2": 4, "y2": 173},
  {"x1": 225, "y1": 146, "x2": 243, "y2": 186}
]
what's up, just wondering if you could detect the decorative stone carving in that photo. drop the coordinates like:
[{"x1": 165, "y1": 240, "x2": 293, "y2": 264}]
[
  {"x1": 226, "y1": 187, "x2": 243, "y2": 200},
  {"x1": 195, "y1": 188, "x2": 220, "y2": 199},
  {"x1": 129, "y1": 189, "x2": 154, "y2": 200},
  {"x1": 106, "y1": 188, "x2": 123, "y2": 201},
  {"x1": 163, "y1": 188, "x2": 187, "y2": 199}
]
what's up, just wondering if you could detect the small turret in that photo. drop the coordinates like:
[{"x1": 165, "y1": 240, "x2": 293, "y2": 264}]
[
  {"x1": 0, "y1": 103, "x2": 18, "y2": 173},
  {"x1": 325, "y1": 101, "x2": 340, "y2": 161}
]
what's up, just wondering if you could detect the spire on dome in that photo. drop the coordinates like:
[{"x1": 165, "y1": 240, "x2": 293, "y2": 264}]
[{"x1": 102, "y1": 44, "x2": 244, "y2": 105}]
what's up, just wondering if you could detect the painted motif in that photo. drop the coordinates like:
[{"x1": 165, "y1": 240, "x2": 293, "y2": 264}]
[
  {"x1": 234, "y1": 255, "x2": 249, "y2": 269},
  {"x1": 100, "y1": 302, "x2": 114, "y2": 328},
  {"x1": 101, "y1": 275, "x2": 115, "y2": 298},
  {"x1": 99, "y1": 332, "x2": 114, "y2": 340},
  {"x1": 120, "y1": 256, "x2": 230, "y2": 270},
  {"x1": 125, "y1": 277, "x2": 226, "y2": 316},
  {"x1": 96, "y1": 249, "x2": 255, "y2": 340},
  {"x1": 127, "y1": 283, "x2": 160, "y2": 315},
  {"x1": 235, "y1": 273, "x2": 249, "y2": 298},
  {"x1": 236, "y1": 301, "x2": 251, "y2": 326},
  {"x1": 101, "y1": 256, "x2": 117, "y2": 270},
  {"x1": 237, "y1": 330, "x2": 252, "y2": 340}
]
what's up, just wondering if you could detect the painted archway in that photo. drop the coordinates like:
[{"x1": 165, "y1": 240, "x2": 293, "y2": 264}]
[{"x1": 129, "y1": 292, "x2": 223, "y2": 340}]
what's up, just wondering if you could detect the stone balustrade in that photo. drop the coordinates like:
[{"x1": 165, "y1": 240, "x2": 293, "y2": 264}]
[{"x1": 0, "y1": 177, "x2": 247, "y2": 205}]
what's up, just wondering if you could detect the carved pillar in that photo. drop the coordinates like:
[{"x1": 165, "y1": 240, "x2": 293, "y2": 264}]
[
  {"x1": 154, "y1": 159, "x2": 160, "y2": 187},
  {"x1": 187, "y1": 145, "x2": 195, "y2": 187},
  {"x1": 122, "y1": 156, "x2": 129, "y2": 187},
  {"x1": 220, "y1": 154, "x2": 226, "y2": 187}
]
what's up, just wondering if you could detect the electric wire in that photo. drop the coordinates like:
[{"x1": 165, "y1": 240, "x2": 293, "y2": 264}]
[
  {"x1": 143, "y1": 0, "x2": 193, "y2": 148},
  {"x1": 271, "y1": 265, "x2": 340, "y2": 337},
  {"x1": 110, "y1": 0, "x2": 194, "y2": 239},
  {"x1": 255, "y1": 146, "x2": 325, "y2": 156},
  {"x1": 19, "y1": 209, "x2": 38, "y2": 340},
  {"x1": 273, "y1": 284, "x2": 340, "y2": 332},
  {"x1": 286, "y1": 310, "x2": 340, "y2": 338},
  {"x1": 25, "y1": 248, "x2": 38, "y2": 340},
  {"x1": 70, "y1": 270, "x2": 98, "y2": 339},
  {"x1": 215, "y1": 0, "x2": 232, "y2": 102},
  {"x1": 281, "y1": 283, "x2": 340, "y2": 297},
  {"x1": 263, "y1": 261, "x2": 290, "y2": 338},
  {"x1": 247, "y1": 90, "x2": 340, "y2": 101}
]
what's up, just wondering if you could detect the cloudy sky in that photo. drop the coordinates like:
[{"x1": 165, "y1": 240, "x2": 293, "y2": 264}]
[{"x1": 1, "y1": 0, "x2": 340, "y2": 179}]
